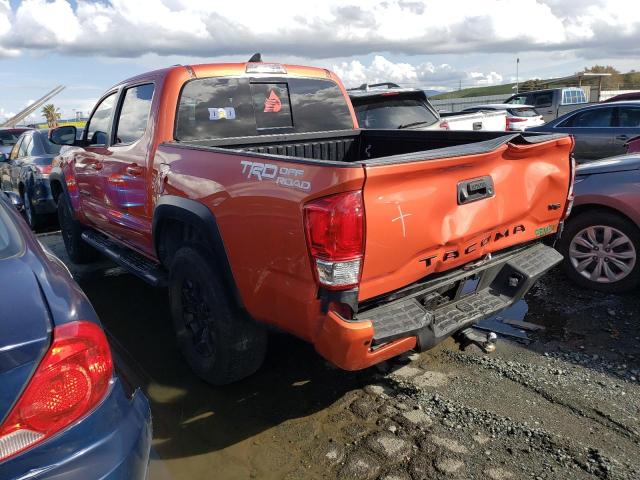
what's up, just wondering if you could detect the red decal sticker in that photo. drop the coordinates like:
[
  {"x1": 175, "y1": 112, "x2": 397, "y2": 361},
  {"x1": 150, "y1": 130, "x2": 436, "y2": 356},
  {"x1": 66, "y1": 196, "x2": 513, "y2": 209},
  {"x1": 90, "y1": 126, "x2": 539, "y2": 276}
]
[{"x1": 264, "y1": 90, "x2": 282, "y2": 113}]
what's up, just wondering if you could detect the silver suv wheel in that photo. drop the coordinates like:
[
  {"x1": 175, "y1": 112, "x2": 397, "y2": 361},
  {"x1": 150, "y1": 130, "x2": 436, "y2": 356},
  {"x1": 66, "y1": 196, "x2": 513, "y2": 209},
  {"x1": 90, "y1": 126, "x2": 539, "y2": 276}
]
[{"x1": 569, "y1": 225, "x2": 636, "y2": 283}]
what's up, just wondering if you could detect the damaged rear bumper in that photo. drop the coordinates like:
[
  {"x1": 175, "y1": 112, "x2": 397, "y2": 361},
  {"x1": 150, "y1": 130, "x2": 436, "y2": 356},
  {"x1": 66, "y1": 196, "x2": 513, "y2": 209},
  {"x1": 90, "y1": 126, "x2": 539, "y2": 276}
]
[{"x1": 314, "y1": 242, "x2": 561, "y2": 370}]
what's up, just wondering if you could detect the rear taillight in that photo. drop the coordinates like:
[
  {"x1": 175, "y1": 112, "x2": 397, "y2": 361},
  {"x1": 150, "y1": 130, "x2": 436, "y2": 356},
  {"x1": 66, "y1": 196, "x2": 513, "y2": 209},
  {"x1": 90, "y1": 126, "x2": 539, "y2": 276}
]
[
  {"x1": 0, "y1": 321, "x2": 112, "y2": 461},
  {"x1": 506, "y1": 117, "x2": 526, "y2": 130},
  {"x1": 439, "y1": 120, "x2": 450, "y2": 130},
  {"x1": 304, "y1": 191, "x2": 365, "y2": 290},
  {"x1": 36, "y1": 165, "x2": 53, "y2": 175}
]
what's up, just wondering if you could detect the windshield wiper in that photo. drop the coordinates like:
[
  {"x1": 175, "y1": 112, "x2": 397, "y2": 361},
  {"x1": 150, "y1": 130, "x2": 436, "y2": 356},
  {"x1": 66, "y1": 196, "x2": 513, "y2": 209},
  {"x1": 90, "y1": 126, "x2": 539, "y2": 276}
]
[{"x1": 397, "y1": 121, "x2": 431, "y2": 129}]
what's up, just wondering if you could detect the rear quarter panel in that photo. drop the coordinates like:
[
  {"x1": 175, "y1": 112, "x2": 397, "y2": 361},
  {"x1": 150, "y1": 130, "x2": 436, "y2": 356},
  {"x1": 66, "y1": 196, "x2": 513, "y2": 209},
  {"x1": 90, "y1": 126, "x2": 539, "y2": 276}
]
[
  {"x1": 154, "y1": 144, "x2": 365, "y2": 341},
  {"x1": 573, "y1": 169, "x2": 640, "y2": 226}
]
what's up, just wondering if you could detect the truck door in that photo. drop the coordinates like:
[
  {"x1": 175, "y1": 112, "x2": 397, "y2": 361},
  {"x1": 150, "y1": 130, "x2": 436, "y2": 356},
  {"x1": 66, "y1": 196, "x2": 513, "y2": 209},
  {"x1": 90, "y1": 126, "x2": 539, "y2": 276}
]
[
  {"x1": 74, "y1": 92, "x2": 118, "y2": 230},
  {"x1": 99, "y1": 83, "x2": 155, "y2": 254}
]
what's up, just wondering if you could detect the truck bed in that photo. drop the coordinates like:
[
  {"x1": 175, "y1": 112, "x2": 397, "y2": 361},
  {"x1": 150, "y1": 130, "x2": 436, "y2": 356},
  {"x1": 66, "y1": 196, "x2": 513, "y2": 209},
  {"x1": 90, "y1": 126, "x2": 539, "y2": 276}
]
[{"x1": 173, "y1": 129, "x2": 566, "y2": 166}]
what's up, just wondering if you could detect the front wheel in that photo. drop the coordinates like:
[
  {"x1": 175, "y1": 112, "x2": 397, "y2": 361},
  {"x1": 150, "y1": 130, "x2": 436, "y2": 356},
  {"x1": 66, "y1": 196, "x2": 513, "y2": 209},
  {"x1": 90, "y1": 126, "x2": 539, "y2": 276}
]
[
  {"x1": 558, "y1": 210, "x2": 640, "y2": 293},
  {"x1": 57, "y1": 193, "x2": 99, "y2": 264},
  {"x1": 169, "y1": 245, "x2": 267, "y2": 385}
]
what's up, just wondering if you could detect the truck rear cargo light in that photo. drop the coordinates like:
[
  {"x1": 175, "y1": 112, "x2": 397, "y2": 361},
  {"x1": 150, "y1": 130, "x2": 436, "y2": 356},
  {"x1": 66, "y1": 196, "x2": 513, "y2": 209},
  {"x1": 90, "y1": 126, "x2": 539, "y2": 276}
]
[
  {"x1": 439, "y1": 120, "x2": 450, "y2": 130},
  {"x1": 304, "y1": 191, "x2": 364, "y2": 290},
  {"x1": 246, "y1": 63, "x2": 287, "y2": 74},
  {"x1": 0, "y1": 321, "x2": 113, "y2": 462},
  {"x1": 506, "y1": 117, "x2": 527, "y2": 129}
]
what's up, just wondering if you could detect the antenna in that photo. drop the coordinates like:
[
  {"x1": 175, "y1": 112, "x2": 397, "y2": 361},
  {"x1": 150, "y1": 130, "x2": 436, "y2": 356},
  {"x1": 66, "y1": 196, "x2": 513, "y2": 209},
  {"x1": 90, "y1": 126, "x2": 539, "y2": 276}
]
[{"x1": 248, "y1": 53, "x2": 262, "y2": 63}]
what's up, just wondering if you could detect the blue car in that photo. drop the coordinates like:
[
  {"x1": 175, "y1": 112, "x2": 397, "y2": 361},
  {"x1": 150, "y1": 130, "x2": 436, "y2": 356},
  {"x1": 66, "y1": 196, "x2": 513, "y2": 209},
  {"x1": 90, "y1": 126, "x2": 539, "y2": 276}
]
[
  {"x1": 0, "y1": 129, "x2": 64, "y2": 230},
  {"x1": 0, "y1": 192, "x2": 152, "y2": 479}
]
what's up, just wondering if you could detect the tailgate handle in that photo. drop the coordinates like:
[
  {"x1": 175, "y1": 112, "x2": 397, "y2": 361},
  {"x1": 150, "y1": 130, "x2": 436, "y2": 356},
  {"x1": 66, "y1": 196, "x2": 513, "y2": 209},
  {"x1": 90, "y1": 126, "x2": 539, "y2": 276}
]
[{"x1": 457, "y1": 176, "x2": 494, "y2": 205}]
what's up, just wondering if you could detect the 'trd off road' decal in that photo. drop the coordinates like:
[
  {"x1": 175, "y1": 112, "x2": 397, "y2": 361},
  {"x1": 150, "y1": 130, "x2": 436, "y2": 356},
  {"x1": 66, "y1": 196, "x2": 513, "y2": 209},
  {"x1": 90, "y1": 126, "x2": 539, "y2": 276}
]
[{"x1": 240, "y1": 160, "x2": 311, "y2": 191}]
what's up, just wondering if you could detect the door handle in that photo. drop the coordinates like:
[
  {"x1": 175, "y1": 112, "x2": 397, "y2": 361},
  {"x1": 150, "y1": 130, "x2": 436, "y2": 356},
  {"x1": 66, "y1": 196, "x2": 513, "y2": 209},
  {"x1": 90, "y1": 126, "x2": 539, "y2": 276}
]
[
  {"x1": 126, "y1": 164, "x2": 143, "y2": 176},
  {"x1": 88, "y1": 162, "x2": 103, "y2": 171},
  {"x1": 616, "y1": 134, "x2": 630, "y2": 141}
]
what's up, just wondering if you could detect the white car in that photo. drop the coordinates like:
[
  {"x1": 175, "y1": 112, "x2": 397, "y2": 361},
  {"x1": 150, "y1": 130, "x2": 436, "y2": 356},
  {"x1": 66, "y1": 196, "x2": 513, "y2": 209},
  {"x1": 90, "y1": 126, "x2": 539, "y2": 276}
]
[{"x1": 461, "y1": 104, "x2": 545, "y2": 131}]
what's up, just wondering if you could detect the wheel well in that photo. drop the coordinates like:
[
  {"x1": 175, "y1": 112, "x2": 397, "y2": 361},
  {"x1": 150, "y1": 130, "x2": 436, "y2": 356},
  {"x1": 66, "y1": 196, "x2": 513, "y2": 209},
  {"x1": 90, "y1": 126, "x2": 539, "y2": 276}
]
[
  {"x1": 570, "y1": 204, "x2": 637, "y2": 227},
  {"x1": 50, "y1": 180, "x2": 63, "y2": 202},
  {"x1": 155, "y1": 217, "x2": 207, "y2": 268}
]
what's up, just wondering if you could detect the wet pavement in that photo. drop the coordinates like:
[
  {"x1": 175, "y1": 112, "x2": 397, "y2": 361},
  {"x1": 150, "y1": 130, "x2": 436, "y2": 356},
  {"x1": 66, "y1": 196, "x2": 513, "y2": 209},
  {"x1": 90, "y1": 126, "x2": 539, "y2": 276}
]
[{"x1": 38, "y1": 231, "x2": 640, "y2": 480}]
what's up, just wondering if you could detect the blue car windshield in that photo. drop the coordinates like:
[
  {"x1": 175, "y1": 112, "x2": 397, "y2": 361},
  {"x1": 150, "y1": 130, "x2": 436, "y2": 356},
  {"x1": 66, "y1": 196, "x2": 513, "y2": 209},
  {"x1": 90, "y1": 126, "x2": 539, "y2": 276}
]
[{"x1": 0, "y1": 203, "x2": 22, "y2": 259}]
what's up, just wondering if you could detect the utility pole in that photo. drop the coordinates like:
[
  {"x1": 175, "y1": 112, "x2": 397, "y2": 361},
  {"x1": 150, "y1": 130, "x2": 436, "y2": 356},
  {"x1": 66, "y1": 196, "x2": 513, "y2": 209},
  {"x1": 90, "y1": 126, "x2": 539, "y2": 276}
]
[{"x1": 516, "y1": 57, "x2": 520, "y2": 94}]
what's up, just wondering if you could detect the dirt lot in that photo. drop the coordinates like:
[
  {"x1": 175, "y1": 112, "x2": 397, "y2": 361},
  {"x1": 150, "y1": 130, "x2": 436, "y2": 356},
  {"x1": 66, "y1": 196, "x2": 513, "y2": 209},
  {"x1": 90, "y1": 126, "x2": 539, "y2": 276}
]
[{"x1": 39, "y1": 232, "x2": 640, "y2": 480}]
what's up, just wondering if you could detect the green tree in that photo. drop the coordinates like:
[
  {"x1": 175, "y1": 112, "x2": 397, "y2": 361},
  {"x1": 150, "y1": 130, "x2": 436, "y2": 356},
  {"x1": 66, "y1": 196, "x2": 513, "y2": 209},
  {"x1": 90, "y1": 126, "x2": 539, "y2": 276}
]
[
  {"x1": 41, "y1": 104, "x2": 61, "y2": 128},
  {"x1": 519, "y1": 79, "x2": 545, "y2": 92},
  {"x1": 581, "y1": 65, "x2": 622, "y2": 89}
]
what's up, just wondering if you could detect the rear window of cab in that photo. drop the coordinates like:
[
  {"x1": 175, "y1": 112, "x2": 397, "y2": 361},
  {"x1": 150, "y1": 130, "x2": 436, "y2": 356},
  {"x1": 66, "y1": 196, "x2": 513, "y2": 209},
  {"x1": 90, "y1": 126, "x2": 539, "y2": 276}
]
[{"x1": 175, "y1": 77, "x2": 353, "y2": 141}]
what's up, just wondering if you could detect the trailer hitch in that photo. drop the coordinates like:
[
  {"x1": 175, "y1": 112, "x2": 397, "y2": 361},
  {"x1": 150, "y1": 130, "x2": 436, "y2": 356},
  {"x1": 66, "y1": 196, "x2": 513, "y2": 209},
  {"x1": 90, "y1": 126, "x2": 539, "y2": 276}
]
[{"x1": 454, "y1": 328, "x2": 497, "y2": 353}]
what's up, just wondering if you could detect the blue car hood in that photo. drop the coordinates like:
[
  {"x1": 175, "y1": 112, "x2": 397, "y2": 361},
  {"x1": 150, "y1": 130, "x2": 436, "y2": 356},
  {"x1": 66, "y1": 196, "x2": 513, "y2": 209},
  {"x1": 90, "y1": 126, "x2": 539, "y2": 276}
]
[
  {"x1": 577, "y1": 155, "x2": 640, "y2": 176},
  {"x1": 0, "y1": 257, "x2": 51, "y2": 425}
]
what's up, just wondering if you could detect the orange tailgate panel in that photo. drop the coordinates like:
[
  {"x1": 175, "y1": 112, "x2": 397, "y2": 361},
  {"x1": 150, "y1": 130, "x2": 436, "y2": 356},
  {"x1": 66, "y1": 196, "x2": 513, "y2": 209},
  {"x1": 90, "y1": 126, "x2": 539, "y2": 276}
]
[{"x1": 359, "y1": 136, "x2": 574, "y2": 301}]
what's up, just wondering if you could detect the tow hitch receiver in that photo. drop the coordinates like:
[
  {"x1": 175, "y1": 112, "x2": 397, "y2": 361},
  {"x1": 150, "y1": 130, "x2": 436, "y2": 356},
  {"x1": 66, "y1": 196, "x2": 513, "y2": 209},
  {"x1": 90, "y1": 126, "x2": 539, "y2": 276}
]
[{"x1": 454, "y1": 328, "x2": 497, "y2": 353}]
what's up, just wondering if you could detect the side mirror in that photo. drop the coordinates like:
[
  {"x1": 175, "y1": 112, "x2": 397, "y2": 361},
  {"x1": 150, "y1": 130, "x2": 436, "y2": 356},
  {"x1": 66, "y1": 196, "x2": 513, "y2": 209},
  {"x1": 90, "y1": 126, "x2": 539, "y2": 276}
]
[
  {"x1": 0, "y1": 153, "x2": 7, "y2": 162},
  {"x1": 3, "y1": 191, "x2": 24, "y2": 212},
  {"x1": 50, "y1": 125, "x2": 77, "y2": 146}
]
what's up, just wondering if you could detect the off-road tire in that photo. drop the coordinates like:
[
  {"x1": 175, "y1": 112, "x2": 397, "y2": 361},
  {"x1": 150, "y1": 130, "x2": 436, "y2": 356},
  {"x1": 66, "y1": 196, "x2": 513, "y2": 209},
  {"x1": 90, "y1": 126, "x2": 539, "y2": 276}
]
[
  {"x1": 169, "y1": 244, "x2": 267, "y2": 385},
  {"x1": 57, "y1": 193, "x2": 99, "y2": 264},
  {"x1": 558, "y1": 210, "x2": 640, "y2": 293}
]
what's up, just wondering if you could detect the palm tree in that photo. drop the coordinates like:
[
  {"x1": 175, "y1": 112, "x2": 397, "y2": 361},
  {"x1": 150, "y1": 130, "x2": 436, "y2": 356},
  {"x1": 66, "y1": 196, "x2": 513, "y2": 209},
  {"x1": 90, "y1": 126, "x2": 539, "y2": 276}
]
[{"x1": 42, "y1": 104, "x2": 61, "y2": 128}]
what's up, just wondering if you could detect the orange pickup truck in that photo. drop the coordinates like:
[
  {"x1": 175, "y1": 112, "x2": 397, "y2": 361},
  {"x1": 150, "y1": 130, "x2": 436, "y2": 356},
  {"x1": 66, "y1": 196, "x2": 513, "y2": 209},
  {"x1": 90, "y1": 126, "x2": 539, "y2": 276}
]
[{"x1": 48, "y1": 59, "x2": 574, "y2": 385}]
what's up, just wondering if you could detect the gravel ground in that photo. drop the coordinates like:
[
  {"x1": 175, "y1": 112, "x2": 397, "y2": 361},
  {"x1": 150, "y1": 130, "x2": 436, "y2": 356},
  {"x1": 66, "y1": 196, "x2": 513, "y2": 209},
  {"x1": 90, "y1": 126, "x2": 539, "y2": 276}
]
[{"x1": 39, "y1": 231, "x2": 640, "y2": 480}]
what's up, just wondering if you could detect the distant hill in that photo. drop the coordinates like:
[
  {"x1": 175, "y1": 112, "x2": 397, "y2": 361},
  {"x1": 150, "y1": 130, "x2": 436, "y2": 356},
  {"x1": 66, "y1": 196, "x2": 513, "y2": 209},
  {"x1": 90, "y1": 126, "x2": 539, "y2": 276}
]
[
  {"x1": 431, "y1": 71, "x2": 640, "y2": 101},
  {"x1": 424, "y1": 89, "x2": 445, "y2": 97},
  {"x1": 430, "y1": 83, "x2": 516, "y2": 100}
]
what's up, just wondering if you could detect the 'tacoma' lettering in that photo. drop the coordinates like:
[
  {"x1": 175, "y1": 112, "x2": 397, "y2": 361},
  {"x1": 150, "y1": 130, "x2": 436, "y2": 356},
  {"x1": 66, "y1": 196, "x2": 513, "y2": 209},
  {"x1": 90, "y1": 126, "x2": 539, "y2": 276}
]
[{"x1": 420, "y1": 224, "x2": 525, "y2": 268}]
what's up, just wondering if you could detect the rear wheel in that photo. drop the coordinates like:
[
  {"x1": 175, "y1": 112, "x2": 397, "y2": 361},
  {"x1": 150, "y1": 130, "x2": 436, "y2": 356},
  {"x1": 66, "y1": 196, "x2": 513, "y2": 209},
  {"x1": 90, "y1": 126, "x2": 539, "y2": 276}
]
[
  {"x1": 169, "y1": 245, "x2": 267, "y2": 385},
  {"x1": 23, "y1": 188, "x2": 43, "y2": 231},
  {"x1": 57, "y1": 193, "x2": 99, "y2": 264},
  {"x1": 558, "y1": 210, "x2": 640, "y2": 292}
]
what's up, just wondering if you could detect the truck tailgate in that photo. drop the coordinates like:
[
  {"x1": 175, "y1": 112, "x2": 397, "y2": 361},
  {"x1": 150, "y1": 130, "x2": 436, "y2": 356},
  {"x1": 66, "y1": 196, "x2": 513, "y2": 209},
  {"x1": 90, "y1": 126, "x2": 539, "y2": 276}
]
[{"x1": 359, "y1": 134, "x2": 573, "y2": 301}]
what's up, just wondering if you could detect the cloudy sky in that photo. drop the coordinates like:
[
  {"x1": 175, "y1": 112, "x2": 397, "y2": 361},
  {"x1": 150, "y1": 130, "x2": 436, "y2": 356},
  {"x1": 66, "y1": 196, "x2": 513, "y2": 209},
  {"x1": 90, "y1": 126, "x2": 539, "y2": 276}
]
[{"x1": 0, "y1": 0, "x2": 638, "y2": 122}]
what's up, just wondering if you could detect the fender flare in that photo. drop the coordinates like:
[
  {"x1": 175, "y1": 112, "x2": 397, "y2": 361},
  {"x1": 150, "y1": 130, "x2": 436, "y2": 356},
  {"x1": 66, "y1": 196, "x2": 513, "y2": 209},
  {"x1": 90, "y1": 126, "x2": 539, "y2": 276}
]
[{"x1": 152, "y1": 195, "x2": 244, "y2": 309}]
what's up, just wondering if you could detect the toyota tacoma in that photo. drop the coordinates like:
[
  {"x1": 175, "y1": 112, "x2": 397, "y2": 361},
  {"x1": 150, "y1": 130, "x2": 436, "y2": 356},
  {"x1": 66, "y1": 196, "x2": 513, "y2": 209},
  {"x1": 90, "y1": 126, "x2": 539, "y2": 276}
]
[{"x1": 48, "y1": 57, "x2": 575, "y2": 385}]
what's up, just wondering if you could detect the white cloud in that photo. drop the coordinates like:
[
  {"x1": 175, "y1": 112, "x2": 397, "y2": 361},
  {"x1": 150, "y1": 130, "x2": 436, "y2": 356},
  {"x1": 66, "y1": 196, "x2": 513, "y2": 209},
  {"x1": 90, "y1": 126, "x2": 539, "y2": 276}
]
[
  {"x1": 334, "y1": 55, "x2": 503, "y2": 90},
  {"x1": 0, "y1": 0, "x2": 637, "y2": 59}
]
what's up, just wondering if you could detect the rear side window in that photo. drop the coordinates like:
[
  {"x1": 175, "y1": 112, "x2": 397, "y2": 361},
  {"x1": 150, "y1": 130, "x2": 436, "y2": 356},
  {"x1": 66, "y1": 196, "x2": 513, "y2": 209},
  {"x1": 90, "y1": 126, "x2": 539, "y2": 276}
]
[
  {"x1": 175, "y1": 77, "x2": 353, "y2": 141},
  {"x1": 559, "y1": 107, "x2": 613, "y2": 128},
  {"x1": 114, "y1": 84, "x2": 155, "y2": 145},
  {"x1": 531, "y1": 93, "x2": 552, "y2": 108},
  {"x1": 617, "y1": 107, "x2": 640, "y2": 127}
]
